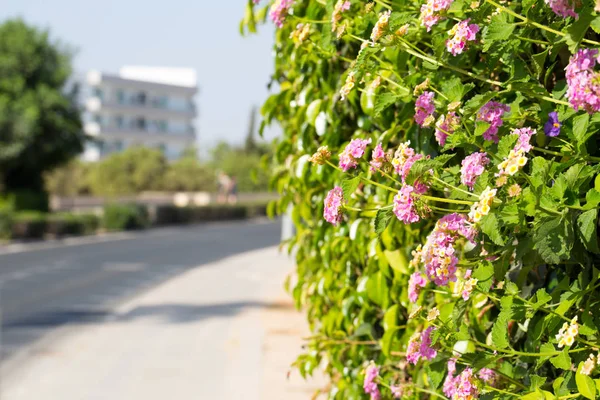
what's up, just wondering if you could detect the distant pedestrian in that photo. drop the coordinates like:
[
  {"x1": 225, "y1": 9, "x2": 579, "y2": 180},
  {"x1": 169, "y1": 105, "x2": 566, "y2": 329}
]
[
  {"x1": 217, "y1": 172, "x2": 231, "y2": 204},
  {"x1": 228, "y1": 176, "x2": 238, "y2": 204}
]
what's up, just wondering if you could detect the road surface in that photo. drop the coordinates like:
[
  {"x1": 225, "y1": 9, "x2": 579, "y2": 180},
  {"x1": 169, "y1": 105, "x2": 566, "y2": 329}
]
[{"x1": 0, "y1": 219, "x2": 280, "y2": 368}]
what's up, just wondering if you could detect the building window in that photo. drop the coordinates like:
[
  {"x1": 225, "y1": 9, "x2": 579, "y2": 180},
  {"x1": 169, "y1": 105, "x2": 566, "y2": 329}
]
[
  {"x1": 93, "y1": 87, "x2": 103, "y2": 100},
  {"x1": 158, "y1": 120, "x2": 168, "y2": 132},
  {"x1": 115, "y1": 115, "x2": 124, "y2": 129},
  {"x1": 135, "y1": 117, "x2": 146, "y2": 131},
  {"x1": 117, "y1": 90, "x2": 126, "y2": 104},
  {"x1": 136, "y1": 92, "x2": 147, "y2": 105}
]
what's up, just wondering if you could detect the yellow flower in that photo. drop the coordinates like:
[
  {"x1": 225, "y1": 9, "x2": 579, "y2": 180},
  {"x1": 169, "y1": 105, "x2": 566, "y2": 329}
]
[
  {"x1": 582, "y1": 354, "x2": 596, "y2": 376},
  {"x1": 427, "y1": 307, "x2": 440, "y2": 321}
]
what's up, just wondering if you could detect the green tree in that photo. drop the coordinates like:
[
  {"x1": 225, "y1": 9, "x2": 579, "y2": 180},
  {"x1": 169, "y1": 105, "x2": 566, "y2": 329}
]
[
  {"x1": 162, "y1": 146, "x2": 216, "y2": 192},
  {"x1": 210, "y1": 141, "x2": 270, "y2": 192},
  {"x1": 44, "y1": 160, "x2": 91, "y2": 196},
  {"x1": 87, "y1": 147, "x2": 167, "y2": 196},
  {"x1": 0, "y1": 19, "x2": 85, "y2": 202}
]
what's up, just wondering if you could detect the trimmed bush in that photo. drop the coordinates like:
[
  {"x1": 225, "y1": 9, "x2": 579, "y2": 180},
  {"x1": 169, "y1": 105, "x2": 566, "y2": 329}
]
[
  {"x1": 11, "y1": 211, "x2": 47, "y2": 240},
  {"x1": 1, "y1": 190, "x2": 49, "y2": 212},
  {"x1": 0, "y1": 208, "x2": 13, "y2": 240},
  {"x1": 102, "y1": 204, "x2": 149, "y2": 231}
]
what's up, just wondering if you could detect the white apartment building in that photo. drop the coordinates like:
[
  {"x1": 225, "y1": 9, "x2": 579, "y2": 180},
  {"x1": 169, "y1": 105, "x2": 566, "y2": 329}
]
[{"x1": 81, "y1": 66, "x2": 198, "y2": 161}]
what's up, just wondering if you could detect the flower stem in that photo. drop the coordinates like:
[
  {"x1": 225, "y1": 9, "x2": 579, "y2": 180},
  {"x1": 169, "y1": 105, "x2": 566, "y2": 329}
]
[
  {"x1": 486, "y1": 0, "x2": 600, "y2": 46},
  {"x1": 430, "y1": 175, "x2": 480, "y2": 199},
  {"x1": 422, "y1": 194, "x2": 474, "y2": 206}
]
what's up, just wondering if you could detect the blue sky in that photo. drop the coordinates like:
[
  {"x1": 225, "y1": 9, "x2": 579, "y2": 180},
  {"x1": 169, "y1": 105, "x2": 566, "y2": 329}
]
[{"x1": 0, "y1": 0, "x2": 277, "y2": 153}]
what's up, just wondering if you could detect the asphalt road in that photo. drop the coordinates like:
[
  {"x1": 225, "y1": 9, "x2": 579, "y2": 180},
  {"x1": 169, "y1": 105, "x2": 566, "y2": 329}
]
[{"x1": 0, "y1": 219, "x2": 281, "y2": 366}]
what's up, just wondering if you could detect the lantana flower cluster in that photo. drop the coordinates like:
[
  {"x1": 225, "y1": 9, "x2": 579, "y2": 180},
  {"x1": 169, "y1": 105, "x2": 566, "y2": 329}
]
[
  {"x1": 412, "y1": 213, "x2": 477, "y2": 286},
  {"x1": 443, "y1": 359, "x2": 480, "y2": 400},
  {"x1": 371, "y1": 10, "x2": 391, "y2": 42},
  {"x1": 468, "y1": 186, "x2": 496, "y2": 223},
  {"x1": 363, "y1": 362, "x2": 381, "y2": 400},
  {"x1": 414, "y1": 91, "x2": 436, "y2": 127},
  {"x1": 496, "y1": 128, "x2": 535, "y2": 181},
  {"x1": 339, "y1": 138, "x2": 372, "y2": 171},
  {"x1": 556, "y1": 316, "x2": 579, "y2": 348},
  {"x1": 420, "y1": 0, "x2": 454, "y2": 31},
  {"x1": 435, "y1": 112, "x2": 460, "y2": 146},
  {"x1": 406, "y1": 326, "x2": 438, "y2": 364},
  {"x1": 269, "y1": 0, "x2": 294, "y2": 28},
  {"x1": 460, "y1": 152, "x2": 490, "y2": 190},
  {"x1": 565, "y1": 48, "x2": 600, "y2": 113},
  {"x1": 545, "y1": 0, "x2": 579, "y2": 18},
  {"x1": 446, "y1": 19, "x2": 479, "y2": 56},
  {"x1": 476, "y1": 101, "x2": 510, "y2": 143}
]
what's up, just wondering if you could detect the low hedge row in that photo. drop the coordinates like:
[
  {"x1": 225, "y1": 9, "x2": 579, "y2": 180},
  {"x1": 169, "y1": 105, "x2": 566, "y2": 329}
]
[{"x1": 0, "y1": 203, "x2": 269, "y2": 240}]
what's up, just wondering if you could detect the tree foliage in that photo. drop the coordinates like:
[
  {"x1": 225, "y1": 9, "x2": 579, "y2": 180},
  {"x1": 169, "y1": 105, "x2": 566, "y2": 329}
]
[{"x1": 0, "y1": 19, "x2": 84, "y2": 192}]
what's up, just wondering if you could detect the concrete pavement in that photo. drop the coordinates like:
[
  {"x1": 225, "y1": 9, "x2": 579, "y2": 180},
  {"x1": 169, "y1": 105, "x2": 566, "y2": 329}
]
[{"x1": 1, "y1": 245, "x2": 326, "y2": 399}]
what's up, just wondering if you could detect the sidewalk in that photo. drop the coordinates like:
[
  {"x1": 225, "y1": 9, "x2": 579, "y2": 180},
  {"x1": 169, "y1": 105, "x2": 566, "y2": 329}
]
[{"x1": 1, "y1": 246, "x2": 326, "y2": 399}]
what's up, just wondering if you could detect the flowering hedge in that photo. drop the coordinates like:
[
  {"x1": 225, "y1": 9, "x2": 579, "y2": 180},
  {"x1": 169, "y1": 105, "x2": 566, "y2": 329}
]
[{"x1": 244, "y1": 0, "x2": 600, "y2": 398}]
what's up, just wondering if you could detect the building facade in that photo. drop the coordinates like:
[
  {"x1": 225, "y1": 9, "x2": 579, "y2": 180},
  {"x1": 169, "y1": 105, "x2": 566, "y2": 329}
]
[{"x1": 81, "y1": 66, "x2": 198, "y2": 161}]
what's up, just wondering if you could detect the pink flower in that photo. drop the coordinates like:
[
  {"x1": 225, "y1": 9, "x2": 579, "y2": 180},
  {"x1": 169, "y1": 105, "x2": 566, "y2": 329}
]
[
  {"x1": 566, "y1": 49, "x2": 600, "y2": 113},
  {"x1": 392, "y1": 142, "x2": 424, "y2": 182},
  {"x1": 339, "y1": 138, "x2": 372, "y2": 171},
  {"x1": 545, "y1": 0, "x2": 578, "y2": 18},
  {"x1": 363, "y1": 362, "x2": 381, "y2": 400},
  {"x1": 391, "y1": 385, "x2": 403, "y2": 398},
  {"x1": 370, "y1": 143, "x2": 388, "y2": 173},
  {"x1": 513, "y1": 127, "x2": 535, "y2": 153},
  {"x1": 407, "y1": 327, "x2": 438, "y2": 365},
  {"x1": 444, "y1": 364, "x2": 479, "y2": 400},
  {"x1": 406, "y1": 337, "x2": 421, "y2": 365},
  {"x1": 408, "y1": 272, "x2": 428, "y2": 302},
  {"x1": 419, "y1": 327, "x2": 438, "y2": 360},
  {"x1": 446, "y1": 19, "x2": 479, "y2": 56},
  {"x1": 269, "y1": 0, "x2": 294, "y2": 28},
  {"x1": 435, "y1": 112, "x2": 460, "y2": 146},
  {"x1": 416, "y1": 214, "x2": 477, "y2": 286},
  {"x1": 478, "y1": 368, "x2": 497, "y2": 385},
  {"x1": 420, "y1": 0, "x2": 455, "y2": 31},
  {"x1": 324, "y1": 186, "x2": 343, "y2": 225},
  {"x1": 414, "y1": 91, "x2": 436, "y2": 127},
  {"x1": 393, "y1": 184, "x2": 424, "y2": 224},
  {"x1": 460, "y1": 152, "x2": 490, "y2": 190},
  {"x1": 477, "y1": 101, "x2": 510, "y2": 143}
]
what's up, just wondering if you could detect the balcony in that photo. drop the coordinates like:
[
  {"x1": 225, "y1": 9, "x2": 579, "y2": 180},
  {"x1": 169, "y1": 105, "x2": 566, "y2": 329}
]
[
  {"x1": 84, "y1": 122, "x2": 196, "y2": 141},
  {"x1": 85, "y1": 96, "x2": 197, "y2": 118}
]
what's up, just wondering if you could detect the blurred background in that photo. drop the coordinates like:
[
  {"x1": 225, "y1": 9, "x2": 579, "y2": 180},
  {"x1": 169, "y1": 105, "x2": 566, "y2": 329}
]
[{"x1": 0, "y1": 2, "x2": 321, "y2": 399}]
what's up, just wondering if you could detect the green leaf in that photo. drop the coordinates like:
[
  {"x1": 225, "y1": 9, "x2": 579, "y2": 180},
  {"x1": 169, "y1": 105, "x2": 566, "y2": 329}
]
[
  {"x1": 384, "y1": 249, "x2": 409, "y2": 274},
  {"x1": 591, "y1": 16, "x2": 600, "y2": 34},
  {"x1": 374, "y1": 92, "x2": 401, "y2": 117},
  {"x1": 573, "y1": 113, "x2": 591, "y2": 150},
  {"x1": 577, "y1": 209, "x2": 600, "y2": 253},
  {"x1": 306, "y1": 99, "x2": 322, "y2": 126},
  {"x1": 366, "y1": 271, "x2": 389, "y2": 308},
  {"x1": 550, "y1": 348, "x2": 571, "y2": 370},
  {"x1": 474, "y1": 121, "x2": 491, "y2": 137},
  {"x1": 341, "y1": 176, "x2": 360, "y2": 200},
  {"x1": 491, "y1": 296, "x2": 513, "y2": 349},
  {"x1": 383, "y1": 304, "x2": 398, "y2": 331},
  {"x1": 498, "y1": 134, "x2": 518, "y2": 158},
  {"x1": 533, "y1": 217, "x2": 574, "y2": 264},
  {"x1": 483, "y1": 16, "x2": 516, "y2": 52},
  {"x1": 532, "y1": 49, "x2": 549, "y2": 79},
  {"x1": 566, "y1": 10, "x2": 595, "y2": 53},
  {"x1": 576, "y1": 362, "x2": 597, "y2": 399},
  {"x1": 425, "y1": 360, "x2": 447, "y2": 389},
  {"x1": 473, "y1": 261, "x2": 494, "y2": 293},
  {"x1": 533, "y1": 289, "x2": 552, "y2": 309},
  {"x1": 479, "y1": 213, "x2": 505, "y2": 246},
  {"x1": 441, "y1": 77, "x2": 474, "y2": 103},
  {"x1": 586, "y1": 189, "x2": 600, "y2": 209},
  {"x1": 375, "y1": 208, "x2": 394, "y2": 235}
]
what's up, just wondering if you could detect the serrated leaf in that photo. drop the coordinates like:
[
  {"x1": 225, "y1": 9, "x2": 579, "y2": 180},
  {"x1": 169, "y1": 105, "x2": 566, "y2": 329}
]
[
  {"x1": 441, "y1": 77, "x2": 474, "y2": 103},
  {"x1": 425, "y1": 360, "x2": 447, "y2": 389},
  {"x1": 479, "y1": 213, "x2": 505, "y2": 246},
  {"x1": 591, "y1": 16, "x2": 600, "y2": 34},
  {"x1": 586, "y1": 189, "x2": 600, "y2": 209},
  {"x1": 533, "y1": 217, "x2": 574, "y2": 264},
  {"x1": 573, "y1": 113, "x2": 591, "y2": 150},
  {"x1": 566, "y1": 10, "x2": 595, "y2": 53},
  {"x1": 533, "y1": 288, "x2": 552, "y2": 309},
  {"x1": 374, "y1": 92, "x2": 401, "y2": 117},
  {"x1": 341, "y1": 176, "x2": 360, "y2": 200},
  {"x1": 374, "y1": 207, "x2": 394, "y2": 235},
  {"x1": 483, "y1": 16, "x2": 516, "y2": 52},
  {"x1": 498, "y1": 134, "x2": 518, "y2": 158},
  {"x1": 577, "y1": 209, "x2": 600, "y2": 253},
  {"x1": 577, "y1": 362, "x2": 597, "y2": 399},
  {"x1": 491, "y1": 296, "x2": 513, "y2": 349},
  {"x1": 473, "y1": 261, "x2": 494, "y2": 293},
  {"x1": 550, "y1": 348, "x2": 571, "y2": 370}
]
